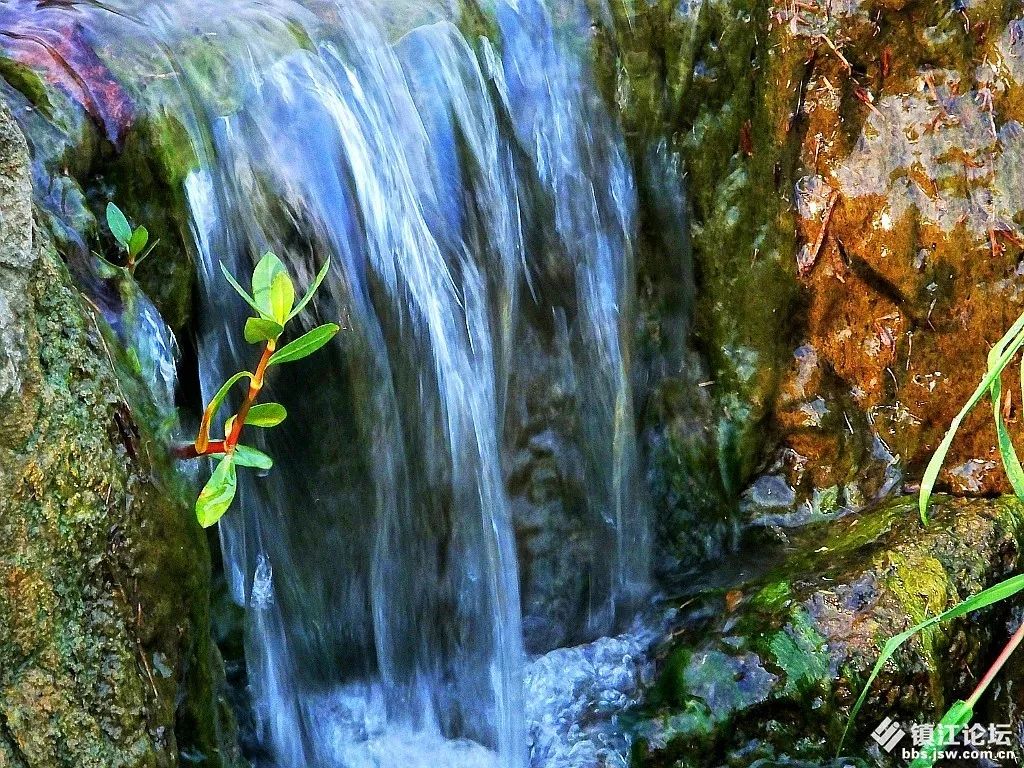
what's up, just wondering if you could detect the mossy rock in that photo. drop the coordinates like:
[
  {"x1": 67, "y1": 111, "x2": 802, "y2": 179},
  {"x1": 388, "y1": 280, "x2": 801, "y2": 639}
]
[
  {"x1": 594, "y1": 0, "x2": 1024, "y2": 565},
  {"x1": 593, "y1": 0, "x2": 808, "y2": 566},
  {"x1": 630, "y1": 494, "x2": 1024, "y2": 766},
  {"x1": 0, "y1": 105, "x2": 242, "y2": 767}
]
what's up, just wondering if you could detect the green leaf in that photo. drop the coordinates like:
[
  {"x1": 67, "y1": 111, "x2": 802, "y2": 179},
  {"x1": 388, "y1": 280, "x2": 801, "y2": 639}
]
[
  {"x1": 93, "y1": 250, "x2": 124, "y2": 278},
  {"x1": 269, "y1": 324, "x2": 339, "y2": 366},
  {"x1": 252, "y1": 252, "x2": 286, "y2": 317},
  {"x1": 287, "y1": 257, "x2": 332, "y2": 322},
  {"x1": 269, "y1": 271, "x2": 295, "y2": 324},
  {"x1": 126, "y1": 347, "x2": 142, "y2": 377},
  {"x1": 908, "y1": 700, "x2": 973, "y2": 768},
  {"x1": 220, "y1": 261, "x2": 266, "y2": 317},
  {"x1": 839, "y1": 572, "x2": 1024, "y2": 753},
  {"x1": 128, "y1": 226, "x2": 149, "y2": 258},
  {"x1": 196, "y1": 454, "x2": 237, "y2": 527},
  {"x1": 206, "y1": 371, "x2": 253, "y2": 422},
  {"x1": 106, "y1": 202, "x2": 132, "y2": 247},
  {"x1": 920, "y1": 320, "x2": 1024, "y2": 523},
  {"x1": 244, "y1": 317, "x2": 284, "y2": 344},
  {"x1": 245, "y1": 403, "x2": 287, "y2": 427},
  {"x1": 233, "y1": 444, "x2": 273, "y2": 470},
  {"x1": 134, "y1": 238, "x2": 160, "y2": 268}
]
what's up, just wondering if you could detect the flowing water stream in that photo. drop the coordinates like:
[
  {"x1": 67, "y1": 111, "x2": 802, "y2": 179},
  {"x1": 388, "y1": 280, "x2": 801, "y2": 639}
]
[{"x1": 0, "y1": 1, "x2": 655, "y2": 765}]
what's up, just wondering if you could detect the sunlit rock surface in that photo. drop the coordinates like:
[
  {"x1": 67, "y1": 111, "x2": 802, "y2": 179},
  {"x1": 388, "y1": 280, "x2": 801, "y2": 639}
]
[{"x1": 595, "y1": 0, "x2": 1024, "y2": 544}]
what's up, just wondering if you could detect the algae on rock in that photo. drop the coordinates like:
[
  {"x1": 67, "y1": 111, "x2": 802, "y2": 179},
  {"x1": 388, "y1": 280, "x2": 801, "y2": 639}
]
[{"x1": 592, "y1": 0, "x2": 1024, "y2": 565}]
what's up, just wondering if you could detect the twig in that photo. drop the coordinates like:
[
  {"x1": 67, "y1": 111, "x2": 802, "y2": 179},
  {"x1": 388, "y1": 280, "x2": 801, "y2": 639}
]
[{"x1": 800, "y1": 190, "x2": 839, "y2": 276}]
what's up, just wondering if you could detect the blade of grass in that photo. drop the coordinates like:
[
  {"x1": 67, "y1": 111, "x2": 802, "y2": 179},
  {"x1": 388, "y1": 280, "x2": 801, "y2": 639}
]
[
  {"x1": 991, "y1": 370, "x2": 1024, "y2": 498},
  {"x1": 908, "y1": 700, "x2": 973, "y2": 768},
  {"x1": 920, "y1": 323, "x2": 1024, "y2": 523},
  {"x1": 838, "y1": 572, "x2": 1024, "y2": 753},
  {"x1": 988, "y1": 316, "x2": 1024, "y2": 499}
]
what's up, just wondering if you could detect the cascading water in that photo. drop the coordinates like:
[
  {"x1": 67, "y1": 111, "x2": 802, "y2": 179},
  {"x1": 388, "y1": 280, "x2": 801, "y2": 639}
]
[{"x1": 0, "y1": 1, "x2": 652, "y2": 765}]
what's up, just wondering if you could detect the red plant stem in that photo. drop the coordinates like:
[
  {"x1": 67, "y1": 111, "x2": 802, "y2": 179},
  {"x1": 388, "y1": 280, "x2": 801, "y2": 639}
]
[
  {"x1": 172, "y1": 440, "x2": 226, "y2": 459},
  {"x1": 965, "y1": 619, "x2": 1024, "y2": 708},
  {"x1": 174, "y1": 338, "x2": 276, "y2": 460},
  {"x1": 226, "y1": 339, "x2": 275, "y2": 450}
]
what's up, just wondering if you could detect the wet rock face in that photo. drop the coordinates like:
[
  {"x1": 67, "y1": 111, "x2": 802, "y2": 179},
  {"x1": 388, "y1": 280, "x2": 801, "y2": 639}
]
[
  {"x1": 0, "y1": 107, "x2": 240, "y2": 768},
  {"x1": 0, "y1": 2, "x2": 198, "y2": 336},
  {"x1": 595, "y1": 0, "x2": 1024, "y2": 553},
  {"x1": 630, "y1": 495, "x2": 1024, "y2": 766},
  {"x1": 0, "y1": 98, "x2": 34, "y2": 417}
]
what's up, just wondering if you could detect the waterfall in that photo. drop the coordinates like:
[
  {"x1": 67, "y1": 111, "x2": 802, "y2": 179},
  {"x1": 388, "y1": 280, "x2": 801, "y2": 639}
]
[{"x1": 0, "y1": 1, "x2": 650, "y2": 765}]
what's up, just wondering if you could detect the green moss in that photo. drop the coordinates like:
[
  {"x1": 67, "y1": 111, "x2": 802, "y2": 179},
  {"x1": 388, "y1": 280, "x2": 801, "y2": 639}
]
[
  {"x1": 751, "y1": 581, "x2": 792, "y2": 612},
  {"x1": 0, "y1": 230, "x2": 242, "y2": 766},
  {"x1": 0, "y1": 98, "x2": 241, "y2": 764},
  {"x1": 457, "y1": 0, "x2": 501, "y2": 48},
  {"x1": 0, "y1": 60, "x2": 51, "y2": 117},
  {"x1": 594, "y1": 0, "x2": 804, "y2": 509},
  {"x1": 632, "y1": 495, "x2": 1024, "y2": 766},
  {"x1": 93, "y1": 111, "x2": 201, "y2": 334},
  {"x1": 767, "y1": 610, "x2": 829, "y2": 697}
]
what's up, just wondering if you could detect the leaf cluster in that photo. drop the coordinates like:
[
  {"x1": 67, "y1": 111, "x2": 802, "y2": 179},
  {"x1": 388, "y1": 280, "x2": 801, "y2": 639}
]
[
  {"x1": 194, "y1": 252, "x2": 338, "y2": 527},
  {"x1": 98, "y1": 202, "x2": 159, "y2": 275}
]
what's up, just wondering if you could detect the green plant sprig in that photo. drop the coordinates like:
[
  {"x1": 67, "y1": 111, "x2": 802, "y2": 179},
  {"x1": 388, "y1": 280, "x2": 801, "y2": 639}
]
[
  {"x1": 841, "y1": 307, "x2": 1024, "y2": 766},
  {"x1": 175, "y1": 252, "x2": 337, "y2": 527},
  {"x1": 99, "y1": 202, "x2": 159, "y2": 275}
]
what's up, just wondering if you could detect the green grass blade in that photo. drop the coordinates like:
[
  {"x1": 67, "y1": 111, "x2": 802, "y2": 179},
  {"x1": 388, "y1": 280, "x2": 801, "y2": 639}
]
[
  {"x1": 992, "y1": 309, "x2": 1024, "y2": 360},
  {"x1": 991, "y1": 372, "x2": 1024, "y2": 498},
  {"x1": 838, "y1": 573, "x2": 1024, "y2": 753},
  {"x1": 988, "y1": 319, "x2": 1024, "y2": 499},
  {"x1": 920, "y1": 326, "x2": 1024, "y2": 523},
  {"x1": 989, "y1": 313, "x2": 1024, "y2": 498},
  {"x1": 908, "y1": 700, "x2": 972, "y2": 768}
]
